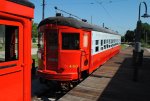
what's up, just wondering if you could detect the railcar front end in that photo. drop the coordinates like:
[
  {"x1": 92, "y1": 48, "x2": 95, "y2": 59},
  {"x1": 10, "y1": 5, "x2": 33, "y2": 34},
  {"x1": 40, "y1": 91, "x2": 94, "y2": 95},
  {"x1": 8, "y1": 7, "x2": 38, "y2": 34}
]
[{"x1": 37, "y1": 24, "x2": 91, "y2": 82}]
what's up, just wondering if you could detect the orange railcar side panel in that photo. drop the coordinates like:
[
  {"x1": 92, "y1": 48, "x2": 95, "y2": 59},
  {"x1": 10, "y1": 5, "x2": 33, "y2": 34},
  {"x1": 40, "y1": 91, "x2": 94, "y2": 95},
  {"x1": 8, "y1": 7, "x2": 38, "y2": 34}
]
[
  {"x1": 90, "y1": 45, "x2": 121, "y2": 73},
  {"x1": 23, "y1": 19, "x2": 32, "y2": 101},
  {"x1": 0, "y1": 0, "x2": 34, "y2": 101},
  {"x1": 0, "y1": 69, "x2": 23, "y2": 101},
  {"x1": 0, "y1": 0, "x2": 34, "y2": 18}
]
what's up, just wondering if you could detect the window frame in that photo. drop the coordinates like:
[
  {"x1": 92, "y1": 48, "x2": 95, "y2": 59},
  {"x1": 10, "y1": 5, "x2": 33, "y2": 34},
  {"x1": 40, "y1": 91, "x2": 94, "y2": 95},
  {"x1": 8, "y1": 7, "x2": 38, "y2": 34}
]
[
  {"x1": 95, "y1": 40, "x2": 99, "y2": 45},
  {"x1": 61, "y1": 32, "x2": 80, "y2": 50},
  {"x1": 0, "y1": 20, "x2": 23, "y2": 67}
]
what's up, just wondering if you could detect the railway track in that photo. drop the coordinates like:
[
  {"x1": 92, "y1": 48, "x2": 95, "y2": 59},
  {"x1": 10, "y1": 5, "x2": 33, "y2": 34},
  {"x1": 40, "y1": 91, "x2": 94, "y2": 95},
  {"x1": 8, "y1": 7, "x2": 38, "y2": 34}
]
[
  {"x1": 31, "y1": 75, "x2": 85, "y2": 101},
  {"x1": 31, "y1": 76, "x2": 64, "y2": 101}
]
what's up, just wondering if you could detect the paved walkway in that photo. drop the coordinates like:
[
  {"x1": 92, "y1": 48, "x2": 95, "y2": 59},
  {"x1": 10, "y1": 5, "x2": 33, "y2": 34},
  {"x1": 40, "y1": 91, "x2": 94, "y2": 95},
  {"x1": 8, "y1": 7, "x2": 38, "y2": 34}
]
[
  {"x1": 58, "y1": 47, "x2": 150, "y2": 101},
  {"x1": 146, "y1": 48, "x2": 150, "y2": 53}
]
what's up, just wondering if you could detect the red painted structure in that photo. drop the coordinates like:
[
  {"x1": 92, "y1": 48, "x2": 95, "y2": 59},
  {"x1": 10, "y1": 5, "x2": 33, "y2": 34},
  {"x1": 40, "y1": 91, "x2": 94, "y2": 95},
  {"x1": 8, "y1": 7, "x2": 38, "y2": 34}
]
[
  {"x1": 0, "y1": 0, "x2": 34, "y2": 101},
  {"x1": 37, "y1": 15, "x2": 121, "y2": 83}
]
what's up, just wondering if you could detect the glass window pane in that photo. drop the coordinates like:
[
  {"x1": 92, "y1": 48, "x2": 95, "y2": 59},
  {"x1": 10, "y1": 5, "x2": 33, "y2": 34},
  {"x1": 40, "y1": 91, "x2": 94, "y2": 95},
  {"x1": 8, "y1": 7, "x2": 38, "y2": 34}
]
[
  {"x1": 0, "y1": 24, "x2": 18, "y2": 62},
  {"x1": 95, "y1": 46, "x2": 99, "y2": 52},
  {"x1": 95, "y1": 40, "x2": 99, "y2": 45},
  {"x1": 0, "y1": 25, "x2": 5, "y2": 61},
  {"x1": 47, "y1": 30, "x2": 58, "y2": 50},
  {"x1": 101, "y1": 40, "x2": 103, "y2": 46},
  {"x1": 38, "y1": 32, "x2": 44, "y2": 49},
  {"x1": 62, "y1": 33, "x2": 79, "y2": 50},
  {"x1": 83, "y1": 33, "x2": 88, "y2": 48}
]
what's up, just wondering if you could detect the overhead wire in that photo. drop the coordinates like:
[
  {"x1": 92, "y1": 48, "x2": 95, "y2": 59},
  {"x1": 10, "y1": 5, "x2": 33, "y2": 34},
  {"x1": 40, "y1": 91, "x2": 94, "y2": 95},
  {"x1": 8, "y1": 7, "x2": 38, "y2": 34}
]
[
  {"x1": 94, "y1": 0, "x2": 130, "y2": 33},
  {"x1": 95, "y1": 0, "x2": 113, "y2": 20},
  {"x1": 94, "y1": 0, "x2": 116, "y2": 30}
]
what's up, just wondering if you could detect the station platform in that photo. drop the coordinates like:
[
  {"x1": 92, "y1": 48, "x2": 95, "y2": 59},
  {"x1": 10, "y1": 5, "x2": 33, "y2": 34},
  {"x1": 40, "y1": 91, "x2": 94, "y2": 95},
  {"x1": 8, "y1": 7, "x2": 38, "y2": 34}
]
[{"x1": 58, "y1": 47, "x2": 150, "y2": 101}]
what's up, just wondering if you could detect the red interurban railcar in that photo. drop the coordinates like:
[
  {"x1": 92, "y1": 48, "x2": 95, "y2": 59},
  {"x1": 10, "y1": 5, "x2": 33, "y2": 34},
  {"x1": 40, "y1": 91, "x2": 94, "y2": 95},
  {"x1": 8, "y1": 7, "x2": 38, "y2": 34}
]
[
  {"x1": 0, "y1": 0, "x2": 34, "y2": 101},
  {"x1": 37, "y1": 14, "x2": 121, "y2": 87}
]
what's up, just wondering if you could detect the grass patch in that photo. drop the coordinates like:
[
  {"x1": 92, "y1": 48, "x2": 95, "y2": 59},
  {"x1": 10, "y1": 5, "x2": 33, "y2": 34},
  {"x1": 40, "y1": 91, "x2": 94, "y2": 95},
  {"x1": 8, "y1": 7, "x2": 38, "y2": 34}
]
[
  {"x1": 141, "y1": 43, "x2": 150, "y2": 48},
  {"x1": 121, "y1": 44, "x2": 128, "y2": 50},
  {"x1": 32, "y1": 43, "x2": 38, "y2": 48},
  {"x1": 0, "y1": 48, "x2": 4, "y2": 51}
]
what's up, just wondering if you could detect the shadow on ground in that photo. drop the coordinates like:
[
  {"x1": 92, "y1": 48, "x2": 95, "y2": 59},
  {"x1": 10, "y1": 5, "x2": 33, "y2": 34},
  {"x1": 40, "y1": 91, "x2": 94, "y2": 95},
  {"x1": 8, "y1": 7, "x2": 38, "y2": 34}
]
[{"x1": 97, "y1": 52, "x2": 150, "y2": 101}]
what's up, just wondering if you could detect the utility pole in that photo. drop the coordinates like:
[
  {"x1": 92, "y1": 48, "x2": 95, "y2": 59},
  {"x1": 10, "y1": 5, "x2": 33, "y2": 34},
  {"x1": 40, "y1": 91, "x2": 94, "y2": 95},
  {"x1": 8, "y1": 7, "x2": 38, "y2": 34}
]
[
  {"x1": 133, "y1": 1, "x2": 150, "y2": 82},
  {"x1": 91, "y1": 16, "x2": 92, "y2": 24},
  {"x1": 103, "y1": 23, "x2": 104, "y2": 28},
  {"x1": 42, "y1": 0, "x2": 45, "y2": 20},
  {"x1": 145, "y1": 31, "x2": 147, "y2": 46}
]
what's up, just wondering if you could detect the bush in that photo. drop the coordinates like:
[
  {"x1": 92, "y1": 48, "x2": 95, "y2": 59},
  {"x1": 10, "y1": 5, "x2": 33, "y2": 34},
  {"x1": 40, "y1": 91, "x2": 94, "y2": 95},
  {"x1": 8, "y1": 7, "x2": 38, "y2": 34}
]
[{"x1": 32, "y1": 38, "x2": 36, "y2": 43}]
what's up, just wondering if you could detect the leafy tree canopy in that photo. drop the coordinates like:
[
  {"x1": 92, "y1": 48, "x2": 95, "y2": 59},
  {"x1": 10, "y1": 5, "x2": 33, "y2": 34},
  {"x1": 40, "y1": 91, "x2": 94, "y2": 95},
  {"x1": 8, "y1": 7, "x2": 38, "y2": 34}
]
[
  {"x1": 32, "y1": 22, "x2": 38, "y2": 38},
  {"x1": 124, "y1": 22, "x2": 150, "y2": 42}
]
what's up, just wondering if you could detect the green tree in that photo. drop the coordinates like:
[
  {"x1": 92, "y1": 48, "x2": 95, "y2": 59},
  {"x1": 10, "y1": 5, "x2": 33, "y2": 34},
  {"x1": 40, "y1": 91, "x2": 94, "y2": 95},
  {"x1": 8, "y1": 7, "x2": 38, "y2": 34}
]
[
  {"x1": 141, "y1": 23, "x2": 150, "y2": 42},
  {"x1": 125, "y1": 30, "x2": 134, "y2": 42},
  {"x1": 32, "y1": 22, "x2": 38, "y2": 43},
  {"x1": 32, "y1": 22, "x2": 38, "y2": 38},
  {"x1": 121, "y1": 36, "x2": 125, "y2": 42},
  {"x1": 124, "y1": 22, "x2": 150, "y2": 45}
]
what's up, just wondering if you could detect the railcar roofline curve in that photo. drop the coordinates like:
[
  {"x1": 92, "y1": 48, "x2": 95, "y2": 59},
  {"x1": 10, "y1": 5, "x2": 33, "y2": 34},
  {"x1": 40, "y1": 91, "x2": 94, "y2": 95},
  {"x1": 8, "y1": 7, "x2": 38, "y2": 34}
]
[
  {"x1": 8, "y1": 0, "x2": 35, "y2": 8},
  {"x1": 38, "y1": 16, "x2": 120, "y2": 35}
]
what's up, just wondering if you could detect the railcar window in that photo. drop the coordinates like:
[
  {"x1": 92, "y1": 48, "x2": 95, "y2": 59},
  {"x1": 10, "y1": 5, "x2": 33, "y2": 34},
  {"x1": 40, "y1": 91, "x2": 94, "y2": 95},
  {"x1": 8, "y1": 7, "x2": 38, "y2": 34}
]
[
  {"x1": 49, "y1": 31, "x2": 58, "y2": 46},
  {"x1": 107, "y1": 44, "x2": 108, "y2": 48},
  {"x1": 38, "y1": 32, "x2": 44, "y2": 49},
  {"x1": 83, "y1": 33, "x2": 88, "y2": 48},
  {"x1": 104, "y1": 45, "x2": 106, "y2": 49},
  {"x1": 0, "y1": 25, "x2": 18, "y2": 62},
  {"x1": 101, "y1": 40, "x2": 103, "y2": 46},
  {"x1": 95, "y1": 46, "x2": 99, "y2": 52},
  {"x1": 95, "y1": 40, "x2": 99, "y2": 45},
  {"x1": 109, "y1": 45, "x2": 111, "y2": 48},
  {"x1": 62, "y1": 33, "x2": 79, "y2": 50},
  {"x1": 95, "y1": 40, "x2": 99, "y2": 52},
  {"x1": 47, "y1": 30, "x2": 58, "y2": 50}
]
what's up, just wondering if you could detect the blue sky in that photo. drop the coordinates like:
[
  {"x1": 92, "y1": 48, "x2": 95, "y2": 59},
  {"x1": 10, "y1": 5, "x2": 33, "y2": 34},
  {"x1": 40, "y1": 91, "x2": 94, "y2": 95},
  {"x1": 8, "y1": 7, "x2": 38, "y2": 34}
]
[{"x1": 30, "y1": 0, "x2": 150, "y2": 35}]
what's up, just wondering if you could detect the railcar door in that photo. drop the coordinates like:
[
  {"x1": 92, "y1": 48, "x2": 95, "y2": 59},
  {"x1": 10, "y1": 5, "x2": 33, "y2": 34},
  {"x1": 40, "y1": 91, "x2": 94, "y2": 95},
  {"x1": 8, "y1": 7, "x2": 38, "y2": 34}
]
[
  {"x1": 59, "y1": 29, "x2": 82, "y2": 80},
  {"x1": 46, "y1": 29, "x2": 58, "y2": 71},
  {"x1": 0, "y1": 20, "x2": 23, "y2": 101},
  {"x1": 80, "y1": 31, "x2": 90, "y2": 72}
]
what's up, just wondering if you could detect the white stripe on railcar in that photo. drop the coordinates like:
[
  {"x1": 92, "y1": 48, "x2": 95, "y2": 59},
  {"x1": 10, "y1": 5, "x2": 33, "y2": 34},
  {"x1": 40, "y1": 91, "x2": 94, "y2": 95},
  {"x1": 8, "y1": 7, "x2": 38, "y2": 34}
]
[{"x1": 91, "y1": 31, "x2": 121, "y2": 55}]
